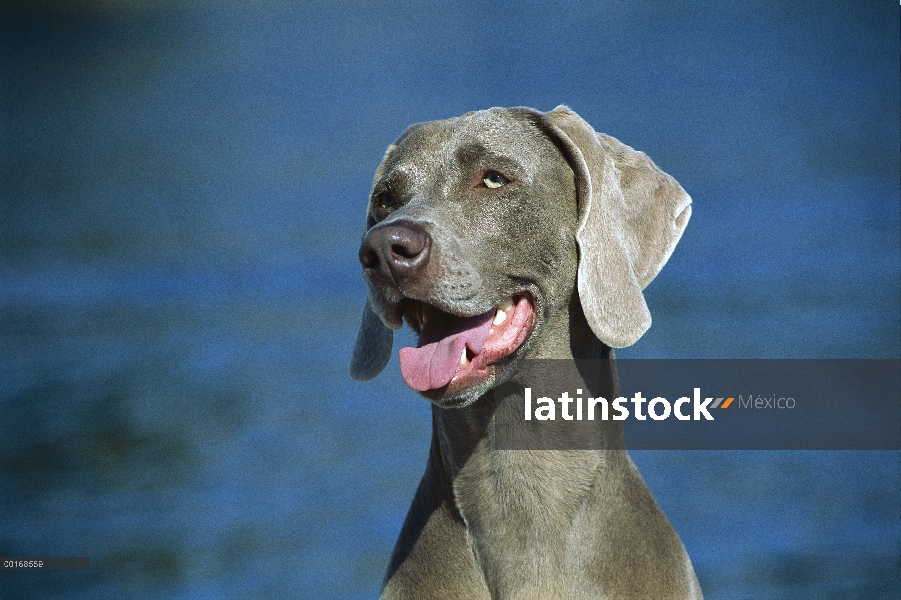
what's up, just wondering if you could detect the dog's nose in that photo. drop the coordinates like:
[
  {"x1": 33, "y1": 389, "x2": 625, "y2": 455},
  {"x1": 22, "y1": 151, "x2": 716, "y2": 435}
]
[{"x1": 359, "y1": 220, "x2": 432, "y2": 284}]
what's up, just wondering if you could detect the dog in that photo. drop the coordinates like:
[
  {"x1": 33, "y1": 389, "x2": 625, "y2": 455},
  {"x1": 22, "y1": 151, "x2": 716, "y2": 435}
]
[{"x1": 349, "y1": 106, "x2": 700, "y2": 599}]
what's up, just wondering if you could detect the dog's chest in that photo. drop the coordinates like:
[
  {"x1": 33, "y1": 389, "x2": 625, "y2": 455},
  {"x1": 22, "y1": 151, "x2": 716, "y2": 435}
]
[{"x1": 449, "y1": 448, "x2": 605, "y2": 594}]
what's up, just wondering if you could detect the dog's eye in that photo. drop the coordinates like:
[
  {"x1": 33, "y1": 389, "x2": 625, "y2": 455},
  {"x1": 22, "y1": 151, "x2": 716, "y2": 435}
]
[
  {"x1": 375, "y1": 192, "x2": 397, "y2": 209},
  {"x1": 483, "y1": 172, "x2": 509, "y2": 189}
]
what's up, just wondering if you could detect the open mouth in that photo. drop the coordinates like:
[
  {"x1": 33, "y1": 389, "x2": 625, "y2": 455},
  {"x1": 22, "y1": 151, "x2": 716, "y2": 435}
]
[{"x1": 397, "y1": 294, "x2": 535, "y2": 394}]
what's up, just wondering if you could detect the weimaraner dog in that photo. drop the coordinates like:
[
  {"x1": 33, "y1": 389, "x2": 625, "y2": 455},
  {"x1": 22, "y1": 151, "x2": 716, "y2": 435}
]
[{"x1": 350, "y1": 106, "x2": 700, "y2": 599}]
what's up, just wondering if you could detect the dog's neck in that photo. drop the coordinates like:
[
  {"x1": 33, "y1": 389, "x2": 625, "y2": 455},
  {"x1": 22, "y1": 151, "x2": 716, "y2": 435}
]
[
  {"x1": 430, "y1": 327, "x2": 624, "y2": 595},
  {"x1": 431, "y1": 339, "x2": 621, "y2": 477},
  {"x1": 433, "y1": 300, "x2": 620, "y2": 476}
]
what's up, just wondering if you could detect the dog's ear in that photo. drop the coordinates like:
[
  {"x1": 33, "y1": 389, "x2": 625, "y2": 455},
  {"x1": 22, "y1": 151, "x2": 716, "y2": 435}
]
[
  {"x1": 350, "y1": 299, "x2": 394, "y2": 381},
  {"x1": 539, "y1": 105, "x2": 692, "y2": 347},
  {"x1": 350, "y1": 140, "x2": 405, "y2": 381}
]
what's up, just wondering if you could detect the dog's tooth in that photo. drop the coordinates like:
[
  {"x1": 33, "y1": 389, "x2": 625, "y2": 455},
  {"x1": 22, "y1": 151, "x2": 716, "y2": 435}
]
[
  {"x1": 499, "y1": 298, "x2": 514, "y2": 312},
  {"x1": 459, "y1": 348, "x2": 469, "y2": 367},
  {"x1": 493, "y1": 309, "x2": 507, "y2": 326},
  {"x1": 421, "y1": 304, "x2": 429, "y2": 325}
]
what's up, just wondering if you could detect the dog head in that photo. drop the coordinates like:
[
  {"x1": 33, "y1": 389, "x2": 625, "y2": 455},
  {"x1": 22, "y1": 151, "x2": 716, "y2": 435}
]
[{"x1": 349, "y1": 106, "x2": 691, "y2": 407}]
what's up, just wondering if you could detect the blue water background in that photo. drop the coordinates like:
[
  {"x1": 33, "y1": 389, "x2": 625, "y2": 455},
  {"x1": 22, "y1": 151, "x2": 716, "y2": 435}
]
[{"x1": 1, "y1": 2, "x2": 898, "y2": 598}]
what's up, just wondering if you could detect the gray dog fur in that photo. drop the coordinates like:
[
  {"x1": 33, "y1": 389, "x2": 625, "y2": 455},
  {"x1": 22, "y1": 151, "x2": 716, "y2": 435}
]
[{"x1": 350, "y1": 106, "x2": 700, "y2": 599}]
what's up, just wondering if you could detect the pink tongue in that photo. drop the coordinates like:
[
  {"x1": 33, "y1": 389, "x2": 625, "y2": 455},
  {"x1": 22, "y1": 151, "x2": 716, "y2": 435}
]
[{"x1": 398, "y1": 310, "x2": 494, "y2": 392}]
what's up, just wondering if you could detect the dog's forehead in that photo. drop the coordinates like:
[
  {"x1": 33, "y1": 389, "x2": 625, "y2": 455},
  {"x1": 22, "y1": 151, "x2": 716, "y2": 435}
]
[{"x1": 388, "y1": 109, "x2": 552, "y2": 171}]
